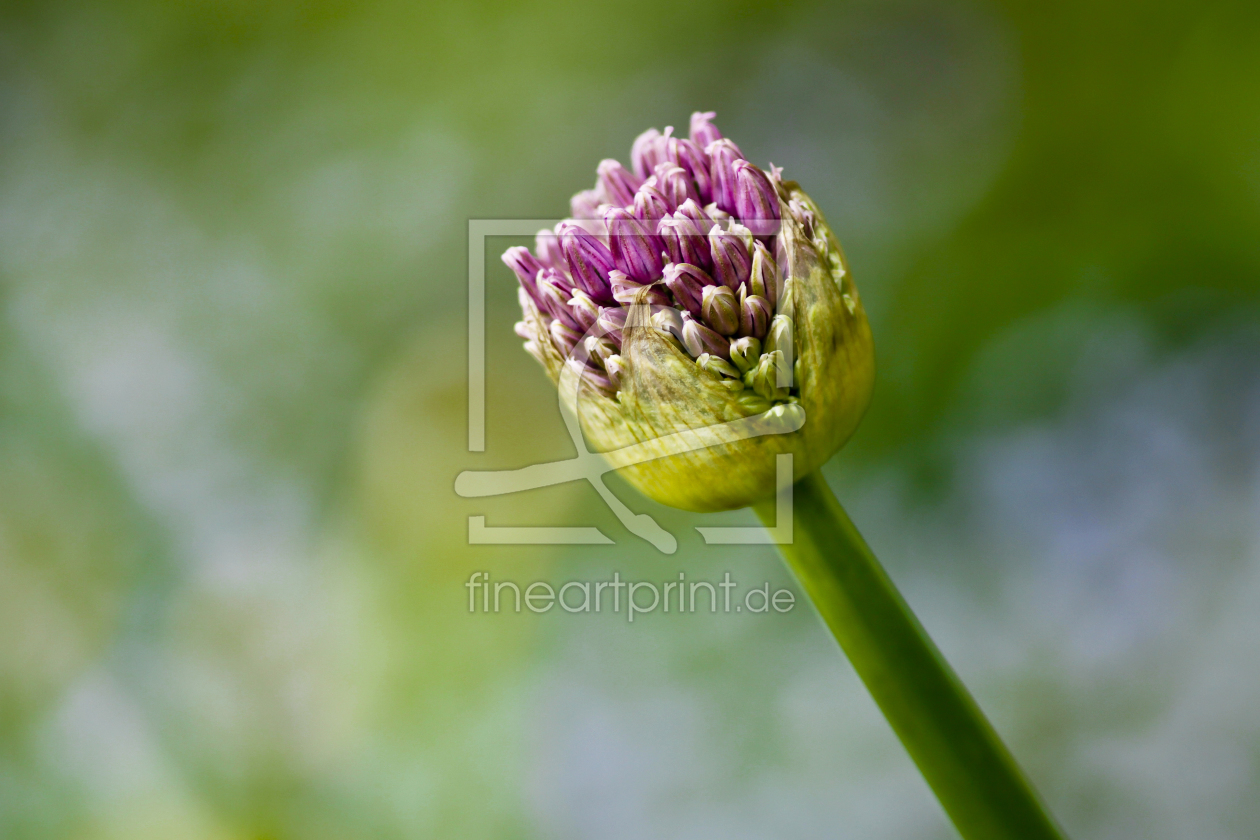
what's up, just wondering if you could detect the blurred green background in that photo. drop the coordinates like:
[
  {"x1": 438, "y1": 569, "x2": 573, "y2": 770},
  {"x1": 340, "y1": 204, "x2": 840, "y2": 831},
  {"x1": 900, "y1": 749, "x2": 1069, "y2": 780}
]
[{"x1": 2, "y1": 0, "x2": 1259, "y2": 837}]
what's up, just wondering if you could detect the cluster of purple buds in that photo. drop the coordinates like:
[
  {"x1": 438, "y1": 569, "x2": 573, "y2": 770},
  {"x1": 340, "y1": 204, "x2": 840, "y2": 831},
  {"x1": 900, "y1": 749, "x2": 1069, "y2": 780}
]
[{"x1": 503, "y1": 112, "x2": 788, "y2": 398}]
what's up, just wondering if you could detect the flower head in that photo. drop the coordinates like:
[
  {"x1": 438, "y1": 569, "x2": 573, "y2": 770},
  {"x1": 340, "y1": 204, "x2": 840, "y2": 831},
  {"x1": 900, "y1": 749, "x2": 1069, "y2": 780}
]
[{"x1": 504, "y1": 112, "x2": 874, "y2": 511}]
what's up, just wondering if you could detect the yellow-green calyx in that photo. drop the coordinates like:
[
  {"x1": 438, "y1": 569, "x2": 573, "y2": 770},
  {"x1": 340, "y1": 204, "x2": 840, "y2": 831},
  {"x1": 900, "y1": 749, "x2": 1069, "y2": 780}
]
[{"x1": 504, "y1": 113, "x2": 874, "y2": 512}]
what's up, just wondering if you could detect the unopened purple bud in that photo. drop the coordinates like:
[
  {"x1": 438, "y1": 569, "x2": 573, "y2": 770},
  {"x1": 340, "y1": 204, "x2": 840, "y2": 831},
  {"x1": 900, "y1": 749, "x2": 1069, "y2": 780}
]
[
  {"x1": 536, "y1": 269, "x2": 581, "y2": 330},
  {"x1": 559, "y1": 222, "x2": 615, "y2": 304},
  {"x1": 680, "y1": 311, "x2": 730, "y2": 360},
  {"x1": 657, "y1": 216, "x2": 709, "y2": 270},
  {"x1": 630, "y1": 128, "x2": 667, "y2": 180},
  {"x1": 748, "y1": 240, "x2": 781, "y2": 306},
  {"x1": 609, "y1": 270, "x2": 671, "y2": 306},
  {"x1": 701, "y1": 284, "x2": 740, "y2": 336},
  {"x1": 568, "y1": 288, "x2": 601, "y2": 331},
  {"x1": 662, "y1": 262, "x2": 712, "y2": 316},
  {"x1": 689, "y1": 111, "x2": 722, "y2": 149},
  {"x1": 632, "y1": 182, "x2": 671, "y2": 223},
  {"x1": 550, "y1": 319, "x2": 582, "y2": 357},
  {"x1": 581, "y1": 366, "x2": 616, "y2": 395},
  {"x1": 597, "y1": 306, "x2": 627, "y2": 347},
  {"x1": 603, "y1": 206, "x2": 664, "y2": 283},
  {"x1": 708, "y1": 224, "x2": 752, "y2": 290},
  {"x1": 502, "y1": 246, "x2": 546, "y2": 305},
  {"x1": 653, "y1": 163, "x2": 700, "y2": 211},
  {"x1": 706, "y1": 139, "x2": 745, "y2": 214},
  {"x1": 597, "y1": 159, "x2": 643, "y2": 207},
  {"x1": 739, "y1": 290, "x2": 772, "y2": 338},
  {"x1": 704, "y1": 203, "x2": 732, "y2": 224},
  {"x1": 669, "y1": 138, "x2": 712, "y2": 204},
  {"x1": 570, "y1": 189, "x2": 603, "y2": 220},
  {"x1": 733, "y1": 160, "x2": 781, "y2": 237},
  {"x1": 535, "y1": 227, "x2": 567, "y2": 272}
]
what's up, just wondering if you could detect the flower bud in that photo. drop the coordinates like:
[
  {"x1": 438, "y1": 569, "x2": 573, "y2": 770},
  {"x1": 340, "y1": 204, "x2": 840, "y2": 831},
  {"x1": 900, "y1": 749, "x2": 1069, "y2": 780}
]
[
  {"x1": 536, "y1": 269, "x2": 582, "y2": 330},
  {"x1": 739, "y1": 290, "x2": 772, "y2": 338},
  {"x1": 705, "y1": 139, "x2": 745, "y2": 213},
  {"x1": 503, "y1": 118, "x2": 874, "y2": 512},
  {"x1": 570, "y1": 189, "x2": 603, "y2": 220},
  {"x1": 680, "y1": 311, "x2": 730, "y2": 359},
  {"x1": 559, "y1": 222, "x2": 615, "y2": 304},
  {"x1": 604, "y1": 206, "x2": 665, "y2": 282},
  {"x1": 733, "y1": 159, "x2": 781, "y2": 238},
  {"x1": 597, "y1": 159, "x2": 642, "y2": 207},
  {"x1": 701, "y1": 284, "x2": 739, "y2": 336},
  {"x1": 689, "y1": 110, "x2": 722, "y2": 149},
  {"x1": 747, "y1": 349, "x2": 791, "y2": 401},
  {"x1": 662, "y1": 262, "x2": 711, "y2": 316},
  {"x1": 729, "y1": 336, "x2": 762, "y2": 373},
  {"x1": 696, "y1": 352, "x2": 742, "y2": 382},
  {"x1": 630, "y1": 128, "x2": 665, "y2": 179},
  {"x1": 708, "y1": 224, "x2": 751, "y2": 290},
  {"x1": 653, "y1": 163, "x2": 700, "y2": 210},
  {"x1": 670, "y1": 138, "x2": 713, "y2": 204},
  {"x1": 565, "y1": 289, "x2": 599, "y2": 331},
  {"x1": 748, "y1": 240, "x2": 780, "y2": 306},
  {"x1": 632, "y1": 182, "x2": 671, "y2": 223},
  {"x1": 549, "y1": 319, "x2": 583, "y2": 357},
  {"x1": 536, "y1": 227, "x2": 567, "y2": 272},
  {"x1": 502, "y1": 246, "x2": 546, "y2": 306}
]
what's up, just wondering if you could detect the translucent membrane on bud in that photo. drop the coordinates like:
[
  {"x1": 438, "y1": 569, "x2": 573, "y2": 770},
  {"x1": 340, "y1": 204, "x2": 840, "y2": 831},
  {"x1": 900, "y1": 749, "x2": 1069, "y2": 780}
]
[{"x1": 597, "y1": 159, "x2": 643, "y2": 207}]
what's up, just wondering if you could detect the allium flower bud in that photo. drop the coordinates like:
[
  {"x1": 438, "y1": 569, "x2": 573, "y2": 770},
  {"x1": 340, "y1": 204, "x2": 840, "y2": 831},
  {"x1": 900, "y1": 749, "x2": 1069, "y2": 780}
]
[
  {"x1": 597, "y1": 159, "x2": 643, "y2": 207},
  {"x1": 633, "y1": 182, "x2": 671, "y2": 223},
  {"x1": 733, "y1": 159, "x2": 781, "y2": 238},
  {"x1": 680, "y1": 311, "x2": 730, "y2": 360},
  {"x1": 654, "y1": 163, "x2": 700, "y2": 210},
  {"x1": 689, "y1": 110, "x2": 722, "y2": 149},
  {"x1": 604, "y1": 206, "x2": 665, "y2": 282},
  {"x1": 739, "y1": 290, "x2": 773, "y2": 338},
  {"x1": 597, "y1": 305, "x2": 627, "y2": 346},
  {"x1": 701, "y1": 283, "x2": 739, "y2": 336},
  {"x1": 503, "y1": 113, "x2": 874, "y2": 511},
  {"x1": 536, "y1": 269, "x2": 581, "y2": 329},
  {"x1": 549, "y1": 319, "x2": 583, "y2": 357},
  {"x1": 568, "y1": 288, "x2": 601, "y2": 331},
  {"x1": 706, "y1": 139, "x2": 745, "y2": 213},
  {"x1": 570, "y1": 189, "x2": 603, "y2": 220},
  {"x1": 709, "y1": 224, "x2": 752, "y2": 290},
  {"x1": 729, "y1": 336, "x2": 762, "y2": 373},
  {"x1": 670, "y1": 138, "x2": 713, "y2": 204},
  {"x1": 748, "y1": 240, "x2": 780, "y2": 305},
  {"x1": 502, "y1": 246, "x2": 546, "y2": 305},
  {"x1": 662, "y1": 262, "x2": 711, "y2": 316},
  {"x1": 631, "y1": 128, "x2": 666, "y2": 180},
  {"x1": 559, "y1": 222, "x2": 616, "y2": 304},
  {"x1": 536, "y1": 227, "x2": 567, "y2": 272}
]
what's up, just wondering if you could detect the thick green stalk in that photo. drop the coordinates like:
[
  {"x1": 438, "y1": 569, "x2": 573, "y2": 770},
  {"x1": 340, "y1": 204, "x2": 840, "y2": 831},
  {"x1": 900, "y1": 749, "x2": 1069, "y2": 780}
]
[{"x1": 755, "y1": 471, "x2": 1066, "y2": 840}]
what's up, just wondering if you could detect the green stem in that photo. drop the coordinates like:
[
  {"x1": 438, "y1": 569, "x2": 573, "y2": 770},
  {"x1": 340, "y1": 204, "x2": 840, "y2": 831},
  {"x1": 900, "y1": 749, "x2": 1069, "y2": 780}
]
[{"x1": 755, "y1": 471, "x2": 1066, "y2": 840}]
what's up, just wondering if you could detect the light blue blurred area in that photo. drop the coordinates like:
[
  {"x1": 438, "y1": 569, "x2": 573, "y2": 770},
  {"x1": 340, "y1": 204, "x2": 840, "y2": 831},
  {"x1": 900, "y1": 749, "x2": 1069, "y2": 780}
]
[{"x1": 1, "y1": 0, "x2": 1258, "y2": 838}]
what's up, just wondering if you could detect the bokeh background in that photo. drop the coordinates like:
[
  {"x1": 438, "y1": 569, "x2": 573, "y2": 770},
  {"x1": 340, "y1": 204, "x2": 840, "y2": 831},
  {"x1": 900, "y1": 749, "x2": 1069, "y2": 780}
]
[{"x1": 2, "y1": 0, "x2": 1260, "y2": 837}]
